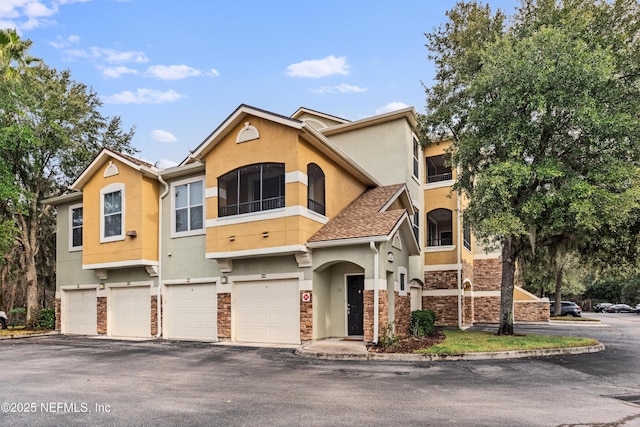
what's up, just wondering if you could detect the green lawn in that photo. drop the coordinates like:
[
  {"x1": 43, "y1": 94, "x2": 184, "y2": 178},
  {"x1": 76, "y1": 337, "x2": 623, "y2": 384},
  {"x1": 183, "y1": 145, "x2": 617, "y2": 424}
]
[{"x1": 417, "y1": 329, "x2": 599, "y2": 355}]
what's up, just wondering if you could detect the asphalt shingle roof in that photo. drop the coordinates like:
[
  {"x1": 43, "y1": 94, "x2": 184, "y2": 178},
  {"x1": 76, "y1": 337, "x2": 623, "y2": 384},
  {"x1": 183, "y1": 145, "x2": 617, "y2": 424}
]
[{"x1": 308, "y1": 184, "x2": 406, "y2": 243}]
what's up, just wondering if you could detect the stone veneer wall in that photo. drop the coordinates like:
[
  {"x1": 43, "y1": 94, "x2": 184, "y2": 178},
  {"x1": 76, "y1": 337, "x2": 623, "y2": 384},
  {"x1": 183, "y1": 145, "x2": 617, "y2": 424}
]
[
  {"x1": 424, "y1": 270, "x2": 458, "y2": 290},
  {"x1": 425, "y1": 295, "x2": 459, "y2": 326},
  {"x1": 424, "y1": 270, "x2": 459, "y2": 326},
  {"x1": 150, "y1": 295, "x2": 158, "y2": 336},
  {"x1": 474, "y1": 296, "x2": 501, "y2": 323},
  {"x1": 394, "y1": 293, "x2": 411, "y2": 337},
  {"x1": 217, "y1": 293, "x2": 231, "y2": 339},
  {"x1": 363, "y1": 289, "x2": 389, "y2": 343},
  {"x1": 463, "y1": 295, "x2": 473, "y2": 326},
  {"x1": 55, "y1": 298, "x2": 61, "y2": 331},
  {"x1": 515, "y1": 301, "x2": 550, "y2": 322},
  {"x1": 473, "y1": 258, "x2": 502, "y2": 291},
  {"x1": 300, "y1": 291, "x2": 312, "y2": 341},
  {"x1": 97, "y1": 296, "x2": 107, "y2": 334}
]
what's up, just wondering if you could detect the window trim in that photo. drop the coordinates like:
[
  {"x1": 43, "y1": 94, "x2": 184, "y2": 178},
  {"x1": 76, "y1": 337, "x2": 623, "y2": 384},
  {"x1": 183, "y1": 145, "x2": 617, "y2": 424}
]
[
  {"x1": 170, "y1": 176, "x2": 206, "y2": 238},
  {"x1": 69, "y1": 203, "x2": 83, "y2": 252},
  {"x1": 100, "y1": 183, "x2": 125, "y2": 243},
  {"x1": 398, "y1": 266, "x2": 408, "y2": 295},
  {"x1": 412, "y1": 137, "x2": 420, "y2": 180}
]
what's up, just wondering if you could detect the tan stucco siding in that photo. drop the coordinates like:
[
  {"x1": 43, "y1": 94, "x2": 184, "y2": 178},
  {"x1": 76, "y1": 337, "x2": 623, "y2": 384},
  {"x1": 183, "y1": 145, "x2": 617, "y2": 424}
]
[{"x1": 82, "y1": 159, "x2": 159, "y2": 266}]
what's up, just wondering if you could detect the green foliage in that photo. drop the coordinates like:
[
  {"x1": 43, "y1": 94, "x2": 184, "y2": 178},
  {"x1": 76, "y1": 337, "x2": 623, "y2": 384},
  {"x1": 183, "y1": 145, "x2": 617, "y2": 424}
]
[
  {"x1": 583, "y1": 270, "x2": 640, "y2": 304},
  {"x1": 423, "y1": 0, "x2": 640, "y2": 333},
  {"x1": 37, "y1": 308, "x2": 55, "y2": 330},
  {"x1": 410, "y1": 310, "x2": 437, "y2": 337},
  {"x1": 378, "y1": 322, "x2": 400, "y2": 350},
  {"x1": 8, "y1": 307, "x2": 26, "y2": 327}
]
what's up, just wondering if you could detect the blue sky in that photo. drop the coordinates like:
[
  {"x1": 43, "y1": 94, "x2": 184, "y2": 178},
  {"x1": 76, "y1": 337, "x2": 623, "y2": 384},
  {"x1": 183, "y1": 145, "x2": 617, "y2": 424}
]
[{"x1": 2, "y1": 0, "x2": 518, "y2": 168}]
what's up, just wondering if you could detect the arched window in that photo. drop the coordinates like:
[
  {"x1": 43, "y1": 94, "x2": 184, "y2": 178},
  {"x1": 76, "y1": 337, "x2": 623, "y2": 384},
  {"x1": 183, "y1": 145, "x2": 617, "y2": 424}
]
[
  {"x1": 427, "y1": 208, "x2": 453, "y2": 246},
  {"x1": 218, "y1": 163, "x2": 285, "y2": 217},
  {"x1": 307, "y1": 163, "x2": 325, "y2": 215}
]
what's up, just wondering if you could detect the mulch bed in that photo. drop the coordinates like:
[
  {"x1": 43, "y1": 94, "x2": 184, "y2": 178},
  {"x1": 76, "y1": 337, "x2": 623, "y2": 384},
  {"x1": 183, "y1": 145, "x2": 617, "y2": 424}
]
[{"x1": 368, "y1": 330, "x2": 446, "y2": 353}]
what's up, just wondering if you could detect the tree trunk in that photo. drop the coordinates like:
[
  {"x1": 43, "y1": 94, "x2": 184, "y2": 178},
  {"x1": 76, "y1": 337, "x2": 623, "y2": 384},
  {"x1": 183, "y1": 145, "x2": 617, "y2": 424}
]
[
  {"x1": 497, "y1": 237, "x2": 517, "y2": 335},
  {"x1": 553, "y1": 261, "x2": 565, "y2": 316},
  {"x1": 20, "y1": 204, "x2": 40, "y2": 323}
]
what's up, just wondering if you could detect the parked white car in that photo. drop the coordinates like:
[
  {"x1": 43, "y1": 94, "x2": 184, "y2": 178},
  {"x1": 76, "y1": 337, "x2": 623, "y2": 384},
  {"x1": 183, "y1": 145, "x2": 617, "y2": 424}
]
[{"x1": 0, "y1": 311, "x2": 7, "y2": 329}]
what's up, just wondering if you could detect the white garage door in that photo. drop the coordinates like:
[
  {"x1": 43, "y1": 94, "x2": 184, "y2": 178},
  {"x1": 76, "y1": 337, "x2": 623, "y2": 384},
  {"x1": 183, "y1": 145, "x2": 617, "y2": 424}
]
[
  {"x1": 110, "y1": 286, "x2": 151, "y2": 338},
  {"x1": 234, "y1": 279, "x2": 300, "y2": 345},
  {"x1": 164, "y1": 283, "x2": 217, "y2": 341},
  {"x1": 63, "y1": 289, "x2": 97, "y2": 335}
]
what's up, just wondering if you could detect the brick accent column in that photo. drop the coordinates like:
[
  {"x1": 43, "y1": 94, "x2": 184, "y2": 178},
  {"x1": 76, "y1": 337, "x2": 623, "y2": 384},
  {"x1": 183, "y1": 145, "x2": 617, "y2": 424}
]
[
  {"x1": 55, "y1": 298, "x2": 61, "y2": 332},
  {"x1": 97, "y1": 297, "x2": 107, "y2": 334},
  {"x1": 363, "y1": 289, "x2": 389, "y2": 343},
  {"x1": 217, "y1": 293, "x2": 231, "y2": 339},
  {"x1": 150, "y1": 295, "x2": 158, "y2": 336},
  {"x1": 300, "y1": 291, "x2": 312, "y2": 341},
  {"x1": 363, "y1": 290, "x2": 373, "y2": 342},
  {"x1": 394, "y1": 292, "x2": 411, "y2": 337}
]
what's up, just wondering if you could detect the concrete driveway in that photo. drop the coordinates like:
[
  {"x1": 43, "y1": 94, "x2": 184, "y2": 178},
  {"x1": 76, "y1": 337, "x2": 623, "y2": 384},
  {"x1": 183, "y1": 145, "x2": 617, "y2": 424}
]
[{"x1": 2, "y1": 313, "x2": 639, "y2": 426}]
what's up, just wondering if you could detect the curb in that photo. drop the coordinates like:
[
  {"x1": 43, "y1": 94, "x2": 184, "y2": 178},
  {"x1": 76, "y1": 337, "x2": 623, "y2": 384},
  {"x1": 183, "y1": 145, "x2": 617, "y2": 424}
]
[
  {"x1": 0, "y1": 330, "x2": 59, "y2": 340},
  {"x1": 295, "y1": 343, "x2": 605, "y2": 361}
]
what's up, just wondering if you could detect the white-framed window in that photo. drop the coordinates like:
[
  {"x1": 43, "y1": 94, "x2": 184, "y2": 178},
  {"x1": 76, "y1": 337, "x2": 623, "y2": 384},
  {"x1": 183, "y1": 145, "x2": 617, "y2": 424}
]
[
  {"x1": 398, "y1": 266, "x2": 408, "y2": 294},
  {"x1": 100, "y1": 183, "x2": 125, "y2": 243},
  {"x1": 171, "y1": 176, "x2": 205, "y2": 237},
  {"x1": 412, "y1": 137, "x2": 420, "y2": 179},
  {"x1": 69, "y1": 203, "x2": 83, "y2": 251}
]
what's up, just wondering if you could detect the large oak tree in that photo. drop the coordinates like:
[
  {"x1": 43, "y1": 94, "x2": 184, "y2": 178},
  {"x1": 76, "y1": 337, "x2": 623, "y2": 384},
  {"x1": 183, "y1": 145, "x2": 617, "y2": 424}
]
[
  {"x1": 422, "y1": 0, "x2": 640, "y2": 334},
  {"x1": 0, "y1": 31, "x2": 137, "y2": 322}
]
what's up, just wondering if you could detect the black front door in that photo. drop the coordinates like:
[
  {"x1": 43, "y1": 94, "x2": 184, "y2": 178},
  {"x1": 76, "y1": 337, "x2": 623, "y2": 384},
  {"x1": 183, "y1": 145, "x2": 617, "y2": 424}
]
[{"x1": 347, "y1": 275, "x2": 364, "y2": 336}]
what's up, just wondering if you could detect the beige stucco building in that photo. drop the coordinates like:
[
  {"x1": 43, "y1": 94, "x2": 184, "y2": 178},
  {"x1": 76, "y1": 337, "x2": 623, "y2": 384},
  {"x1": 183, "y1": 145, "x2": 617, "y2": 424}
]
[{"x1": 44, "y1": 104, "x2": 548, "y2": 345}]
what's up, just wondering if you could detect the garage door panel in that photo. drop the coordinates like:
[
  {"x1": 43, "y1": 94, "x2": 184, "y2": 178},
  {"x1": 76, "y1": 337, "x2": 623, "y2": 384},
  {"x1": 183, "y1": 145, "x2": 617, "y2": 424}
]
[
  {"x1": 63, "y1": 289, "x2": 97, "y2": 335},
  {"x1": 110, "y1": 287, "x2": 150, "y2": 338},
  {"x1": 165, "y1": 283, "x2": 217, "y2": 341},
  {"x1": 235, "y1": 280, "x2": 299, "y2": 344}
]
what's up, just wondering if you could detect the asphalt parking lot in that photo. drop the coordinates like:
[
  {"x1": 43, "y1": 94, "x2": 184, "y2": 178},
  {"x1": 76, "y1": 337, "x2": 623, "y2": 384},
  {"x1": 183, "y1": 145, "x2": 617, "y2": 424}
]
[{"x1": 2, "y1": 313, "x2": 640, "y2": 426}]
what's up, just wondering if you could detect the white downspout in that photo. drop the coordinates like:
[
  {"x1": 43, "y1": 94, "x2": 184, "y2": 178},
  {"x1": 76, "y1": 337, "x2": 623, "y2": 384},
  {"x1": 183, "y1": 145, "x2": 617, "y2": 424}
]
[
  {"x1": 456, "y1": 167, "x2": 463, "y2": 329},
  {"x1": 370, "y1": 241, "x2": 379, "y2": 344},
  {"x1": 156, "y1": 175, "x2": 170, "y2": 338}
]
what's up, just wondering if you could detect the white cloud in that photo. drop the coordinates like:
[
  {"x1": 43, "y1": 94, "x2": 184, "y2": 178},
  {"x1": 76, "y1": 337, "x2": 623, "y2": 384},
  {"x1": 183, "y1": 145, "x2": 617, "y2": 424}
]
[
  {"x1": 90, "y1": 47, "x2": 148, "y2": 63},
  {"x1": 375, "y1": 102, "x2": 410, "y2": 115},
  {"x1": 0, "y1": 0, "x2": 59, "y2": 31},
  {"x1": 286, "y1": 55, "x2": 350, "y2": 78},
  {"x1": 151, "y1": 129, "x2": 178, "y2": 143},
  {"x1": 208, "y1": 68, "x2": 220, "y2": 77},
  {"x1": 49, "y1": 34, "x2": 79, "y2": 49},
  {"x1": 103, "y1": 88, "x2": 185, "y2": 104},
  {"x1": 144, "y1": 64, "x2": 201, "y2": 80},
  {"x1": 154, "y1": 158, "x2": 179, "y2": 169},
  {"x1": 101, "y1": 65, "x2": 138, "y2": 78},
  {"x1": 312, "y1": 83, "x2": 368, "y2": 94}
]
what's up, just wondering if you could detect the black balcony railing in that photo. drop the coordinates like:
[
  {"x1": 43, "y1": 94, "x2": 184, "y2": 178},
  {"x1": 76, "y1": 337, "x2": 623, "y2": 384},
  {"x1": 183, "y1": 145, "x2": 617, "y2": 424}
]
[
  {"x1": 308, "y1": 199, "x2": 325, "y2": 215},
  {"x1": 427, "y1": 172, "x2": 453, "y2": 183},
  {"x1": 219, "y1": 196, "x2": 285, "y2": 217}
]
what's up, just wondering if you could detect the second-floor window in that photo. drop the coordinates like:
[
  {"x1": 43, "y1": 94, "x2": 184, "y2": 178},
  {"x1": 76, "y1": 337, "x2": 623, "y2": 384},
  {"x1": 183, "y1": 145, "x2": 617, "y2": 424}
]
[
  {"x1": 426, "y1": 155, "x2": 452, "y2": 183},
  {"x1": 307, "y1": 163, "x2": 325, "y2": 215},
  {"x1": 218, "y1": 163, "x2": 285, "y2": 217},
  {"x1": 101, "y1": 184, "x2": 124, "y2": 242},
  {"x1": 174, "y1": 179, "x2": 204, "y2": 235},
  {"x1": 70, "y1": 204, "x2": 83, "y2": 250}
]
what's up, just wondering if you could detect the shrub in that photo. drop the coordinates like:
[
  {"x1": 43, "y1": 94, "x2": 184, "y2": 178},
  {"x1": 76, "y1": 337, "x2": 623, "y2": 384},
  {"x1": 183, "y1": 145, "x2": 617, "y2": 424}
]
[
  {"x1": 38, "y1": 308, "x2": 55, "y2": 330},
  {"x1": 410, "y1": 310, "x2": 437, "y2": 337},
  {"x1": 8, "y1": 307, "x2": 26, "y2": 328}
]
